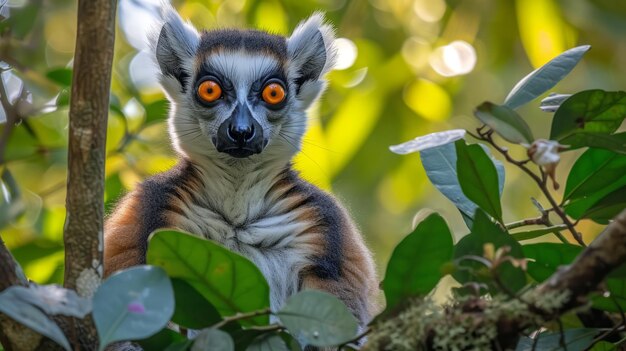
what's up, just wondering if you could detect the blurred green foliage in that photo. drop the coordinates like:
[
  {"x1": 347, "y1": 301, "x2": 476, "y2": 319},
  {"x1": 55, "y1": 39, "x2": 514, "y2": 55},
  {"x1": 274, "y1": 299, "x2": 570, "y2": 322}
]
[{"x1": 2, "y1": 0, "x2": 626, "y2": 287}]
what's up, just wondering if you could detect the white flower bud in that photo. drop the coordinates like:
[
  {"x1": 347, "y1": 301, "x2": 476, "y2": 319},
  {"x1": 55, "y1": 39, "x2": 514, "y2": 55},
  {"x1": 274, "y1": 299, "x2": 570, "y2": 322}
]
[{"x1": 526, "y1": 139, "x2": 568, "y2": 190}]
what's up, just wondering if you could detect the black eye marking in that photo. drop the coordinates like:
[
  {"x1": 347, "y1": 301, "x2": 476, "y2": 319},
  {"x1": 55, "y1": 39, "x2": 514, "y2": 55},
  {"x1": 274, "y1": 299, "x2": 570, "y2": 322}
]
[{"x1": 260, "y1": 78, "x2": 288, "y2": 110}]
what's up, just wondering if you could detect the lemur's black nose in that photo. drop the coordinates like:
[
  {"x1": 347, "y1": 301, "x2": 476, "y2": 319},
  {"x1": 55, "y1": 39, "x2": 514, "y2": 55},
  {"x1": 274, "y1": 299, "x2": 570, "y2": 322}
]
[
  {"x1": 227, "y1": 122, "x2": 254, "y2": 144},
  {"x1": 215, "y1": 103, "x2": 265, "y2": 158}
]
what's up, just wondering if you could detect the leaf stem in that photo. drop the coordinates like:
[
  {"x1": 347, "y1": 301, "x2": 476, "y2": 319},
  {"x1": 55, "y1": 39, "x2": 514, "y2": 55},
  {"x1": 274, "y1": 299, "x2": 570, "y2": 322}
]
[
  {"x1": 476, "y1": 128, "x2": 585, "y2": 246},
  {"x1": 212, "y1": 307, "x2": 272, "y2": 329},
  {"x1": 505, "y1": 217, "x2": 546, "y2": 230},
  {"x1": 338, "y1": 328, "x2": 371, "y2": 350}
]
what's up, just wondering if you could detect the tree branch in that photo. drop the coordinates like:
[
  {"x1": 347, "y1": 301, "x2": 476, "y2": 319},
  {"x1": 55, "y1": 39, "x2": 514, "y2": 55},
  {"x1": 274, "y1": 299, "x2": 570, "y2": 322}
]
[
  {"x1": 59, "y1": 1, "x2": 117, "y2": 349},
  {"x1": 0, "y1": 237, "x2": 41, "y2": 351},
  {"x1": 63, "y1": 0, "x2": 117, "y2": 294},
  {"x1": 537, "y1": 208, "x2": 626, "y2": 309}
]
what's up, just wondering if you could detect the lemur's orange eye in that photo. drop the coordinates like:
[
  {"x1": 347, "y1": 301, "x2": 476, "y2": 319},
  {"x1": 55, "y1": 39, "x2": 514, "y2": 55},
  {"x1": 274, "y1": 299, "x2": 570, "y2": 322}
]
[
  {"x1": 197, "y1": 80, "x2": 222, "y2": 103},
  {"x1": 262, "y1": 83, "x2": 285, "y2": 105}
]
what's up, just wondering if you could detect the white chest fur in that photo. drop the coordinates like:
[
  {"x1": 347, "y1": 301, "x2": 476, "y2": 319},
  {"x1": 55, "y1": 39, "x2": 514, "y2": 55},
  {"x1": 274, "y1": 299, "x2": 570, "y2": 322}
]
[{"x1": 172, "y1": 165, "x2": 316, "y2": 311}]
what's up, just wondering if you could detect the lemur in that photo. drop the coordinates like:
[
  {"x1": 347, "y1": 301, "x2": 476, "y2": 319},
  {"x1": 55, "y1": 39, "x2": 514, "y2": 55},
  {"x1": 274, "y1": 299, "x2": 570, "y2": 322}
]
[{"x1": 104, "y1": 5, "x2": 379, "y2": 328}]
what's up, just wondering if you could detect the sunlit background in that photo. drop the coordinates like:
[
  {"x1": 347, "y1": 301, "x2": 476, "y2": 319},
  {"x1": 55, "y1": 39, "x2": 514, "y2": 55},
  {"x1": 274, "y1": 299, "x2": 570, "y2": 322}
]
[{"x1": 1, "y1": 0, "x2": 626, "y2": 285}]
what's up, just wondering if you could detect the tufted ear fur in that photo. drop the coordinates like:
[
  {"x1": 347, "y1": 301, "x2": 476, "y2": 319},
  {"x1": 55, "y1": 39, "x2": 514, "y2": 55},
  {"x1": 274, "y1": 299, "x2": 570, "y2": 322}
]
[
  {"x1": 150, "y1": 4, "x2": 199, "y2": 94},
  {"x1": 287, "y1": 13, "x2": 336, "y2": 109}
]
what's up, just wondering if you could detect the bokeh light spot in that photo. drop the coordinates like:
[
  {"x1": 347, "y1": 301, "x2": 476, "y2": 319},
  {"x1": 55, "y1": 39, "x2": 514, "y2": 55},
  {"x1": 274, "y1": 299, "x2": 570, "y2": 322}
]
[
  {"x1": 429, "y1": 40, "x2": 477, "y2": 77},
  {"x1": 334, "y1": 38, "x2": 358, "y2": 70},
  {"x1": 413, "y1": 0, "x2": 446, "y2": 23}
]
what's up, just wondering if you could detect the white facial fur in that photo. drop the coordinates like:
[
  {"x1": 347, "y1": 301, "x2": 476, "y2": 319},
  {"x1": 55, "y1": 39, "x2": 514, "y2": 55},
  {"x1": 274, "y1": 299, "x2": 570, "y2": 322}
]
[{"x1": 152, "y1": 6, "x2": 336, "y2": 169}]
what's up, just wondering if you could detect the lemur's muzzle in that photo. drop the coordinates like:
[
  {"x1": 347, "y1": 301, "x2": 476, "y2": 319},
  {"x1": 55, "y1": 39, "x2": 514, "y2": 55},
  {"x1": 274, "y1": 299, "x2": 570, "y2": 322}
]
[{"x1": 215, "y1": 103, "x2": 265, "y2": 158}]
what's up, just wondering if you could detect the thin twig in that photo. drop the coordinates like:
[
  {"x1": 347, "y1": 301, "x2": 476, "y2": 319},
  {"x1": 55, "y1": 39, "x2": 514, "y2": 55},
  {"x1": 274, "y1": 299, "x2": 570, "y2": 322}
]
[
  {"x1": 0, "y1": 76, "x2": 24, "y2": 165},
  {"x1": 476, "y1": 128, "x2": 585, "y2": 246},
  {"x1": 211, "y1": 308, "x2": 272, "y2": 329},
  {"x1": 505, "y1": 216, "x2": 546, "y2": 230}
]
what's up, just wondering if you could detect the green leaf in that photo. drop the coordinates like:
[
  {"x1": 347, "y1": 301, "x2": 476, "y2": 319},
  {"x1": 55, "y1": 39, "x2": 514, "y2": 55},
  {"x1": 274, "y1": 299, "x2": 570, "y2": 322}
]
[
  {"x1": 522, "y1": 243, "x2": 582, "y2": 282},
  {"x1": 247, "y1": 334, "x2": 290, "y2": 351},
  {"x1": 192, "y1": 329, "x2": 234, "y2": 351},
  {"x1": 146, "y1": 230, "x2": 270, "y2": 325},
  {"x1": 0, "y1": 287, "x2": 71, "y2": 350},
  {"x1": 515, "y1": 328, "x2": 600, "y2": 351},
  {"x1": 591, "y1": 278, "x2": 626, "y2": 313},
  {"x1": 510, "y1": 225, "x2": 568, "y2": 242},
  {"x1": 550, "y1": 90, "x2": 626, "y2": 145},
  {"x1": 93, "y1": 265, "x2": 175, "y2": 351},
  {"x1": 383, "y1": 213, "x2": 453, "y2": 310},
  {"x1": 474, "y1": 102, "x2": 534, "y2": 144},
  {"x1": 455, "y1": 140, "x2": 503, "y2": 222},
  {"x1": 504, "y1": 45, "x2": 590, "y2": 109},
  {"x1": 171, "y1": 278, "x2": 222, "y2": 329},
  {"x1": 581, "y1": 185, "x2": 626, "y2": 224},
  {"x1": 564, "y1": 140, "x2": 626, "y2": 201},
  {"x1": 165, "y1": 340, "x2": 193, "y2": 351},
  {"x1": 560, "y1": 132, "x2": 626, "y2": 154},
  {"x1": 276, "y1": 290, "x2": 358, "y2": 347},
  {"x1": 138, "y1": 328, "x2": 185, "y2": 351},
  {"x1": 589, "y1": 341, "x2": 616, "y2": 351},
  {"x1": 453, "y1": 210, "x2": 526, "y2": 293},
  {"x1": 420, "y1": 142, "x2": 505, "y2": 226},
  {"x1": 46, "y1": 68, "x2": 73, "y2": 87},
  {"x1": 564, "y1": 141, "x2": 626, "y2": 220},
  {"x1": 389, "y1": 129, "x2": 466, "y2": 154}
]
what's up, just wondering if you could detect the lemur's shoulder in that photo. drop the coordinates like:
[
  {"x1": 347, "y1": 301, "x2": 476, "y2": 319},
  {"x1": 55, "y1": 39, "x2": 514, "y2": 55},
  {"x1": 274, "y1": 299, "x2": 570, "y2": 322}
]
[{"x1": 104, "y1": 159, "x2": 199, "y2": 276}]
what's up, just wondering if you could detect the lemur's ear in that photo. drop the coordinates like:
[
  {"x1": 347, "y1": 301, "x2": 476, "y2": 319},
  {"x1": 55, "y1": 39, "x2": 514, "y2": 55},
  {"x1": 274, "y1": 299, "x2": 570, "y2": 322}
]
[
  {"x1": 150, "y1": 4, "x2": 199, "y2": 94},
  {"x1": 287, "y1": 12, "x2": 336, "y2": 109}
]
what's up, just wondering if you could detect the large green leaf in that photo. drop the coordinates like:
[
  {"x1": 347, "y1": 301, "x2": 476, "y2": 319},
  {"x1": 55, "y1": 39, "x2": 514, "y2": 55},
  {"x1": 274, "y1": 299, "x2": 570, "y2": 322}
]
[
  {"x1": 420, "y1": 142, "x2": 505, "y2": 226},
  {"x1": 550, "y1": 90, "x2": 626, "y2": 147},
  {"x1": 455, "y1": 140, "x2": 503, "y2": 222},
  {"x1": 147, "y1": 230, "x2": 270, "y2": 325},
  {"x1": 581, "y1": 185, "x2": 626, "y2": 224},
  {"x1": 474, "y1": 102, "x2": 534, "y2": 144},
  {"x1": 276, "y1": 290, "x2": 358, "y2": 348},
  {"x1": 383, "y1": 213, "x2": 453, "y2": 311},
  {"x1": 522, "y1": 243, "x2": 582, "y2": 282},
  {"x1": 93, "y1": 265, "x2": 175, "y2": 351},
  {"x1": 516, "y1": 328, "x2": 600, "y2": 351},
  {"x1": 247, "y1": 334, "x2": 290, "y2": 351},
  {"x1": 192, "y1": 329, "x2": 234, "y2": 351},
  {"x1": 171, "y1": 278, "x2": 222, "y2": 329},
  {"x1": 504, "y1": 45, "x2": 590, "y2": 109},
  {"x1": 564, "y1": 140, "x2": 626, "y2": 201},
  {"x1": 564, "y1": 141, "x2": 626, "y2": 219},
  {"x1": 138, "y1": 328, "x2": 185, "y2": 351},
  {"x1": 560, "y1": 132, "x2": 626, "y2": 154},
  {"x1": 453, "y1": 211, "x2": 526, "y2": 293}
]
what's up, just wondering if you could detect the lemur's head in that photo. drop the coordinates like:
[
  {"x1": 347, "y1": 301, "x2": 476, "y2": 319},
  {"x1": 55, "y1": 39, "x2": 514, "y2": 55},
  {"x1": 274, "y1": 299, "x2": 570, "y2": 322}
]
[{"x1": 151, "y1": 6, "x2": 336, "y2": 164}]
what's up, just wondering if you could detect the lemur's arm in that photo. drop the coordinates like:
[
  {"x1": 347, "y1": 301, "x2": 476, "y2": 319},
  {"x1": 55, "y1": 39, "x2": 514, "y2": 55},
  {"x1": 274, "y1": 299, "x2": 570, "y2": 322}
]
[
  {"x1": 104, "y1": 190, "x2": 146, "y2": 276},
  {"x1": 104, "y1": 162, "x2": 196, "y2": 277}
]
